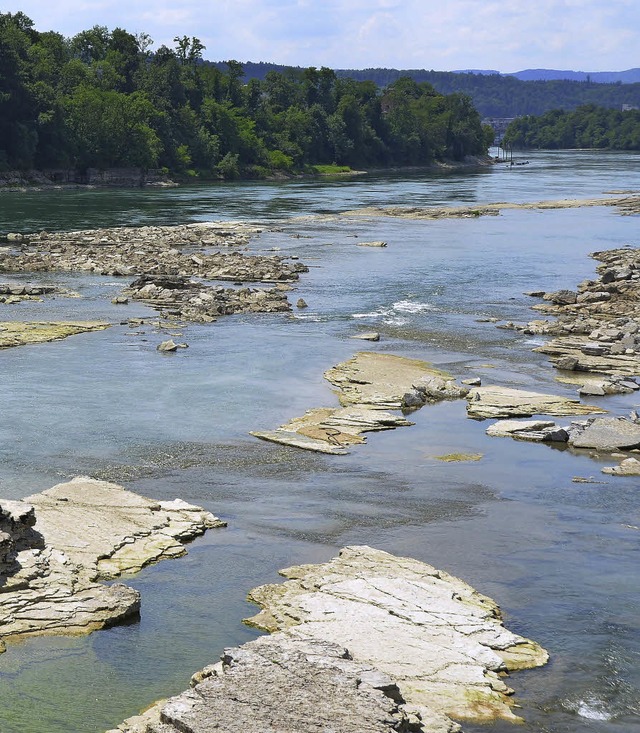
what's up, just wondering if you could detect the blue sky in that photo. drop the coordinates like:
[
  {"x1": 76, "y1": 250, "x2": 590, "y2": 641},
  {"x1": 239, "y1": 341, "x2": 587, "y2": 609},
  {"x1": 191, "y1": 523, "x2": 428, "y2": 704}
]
[{"x1": 5, "y1": 0, "x2": 639, "y2": 71}]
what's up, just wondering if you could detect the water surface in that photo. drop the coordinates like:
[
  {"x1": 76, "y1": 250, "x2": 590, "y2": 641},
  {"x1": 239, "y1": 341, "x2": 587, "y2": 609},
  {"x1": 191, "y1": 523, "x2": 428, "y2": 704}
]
[{"x1": 0, "y1": 150, "x2": 639, "y2": 732}]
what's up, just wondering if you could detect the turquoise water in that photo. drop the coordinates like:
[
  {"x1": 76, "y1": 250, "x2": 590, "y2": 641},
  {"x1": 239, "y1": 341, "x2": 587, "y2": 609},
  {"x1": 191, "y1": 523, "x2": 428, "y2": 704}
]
[{"x1": 0, "y1": 150, "x2": 639, "y2": 732}]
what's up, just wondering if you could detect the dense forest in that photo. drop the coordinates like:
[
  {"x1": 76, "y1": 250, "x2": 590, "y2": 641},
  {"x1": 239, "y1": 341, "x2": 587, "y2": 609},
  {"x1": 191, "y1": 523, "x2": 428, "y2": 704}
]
[
  {"x1": 502, "y1": 105, "x2": 640, "y2": 149},
  {"x1": 0, "y1": 13, "x2": 493, "y2": 178},
  {"x1": 216, "y1": 62, "x2": 640, "y2": 118}
]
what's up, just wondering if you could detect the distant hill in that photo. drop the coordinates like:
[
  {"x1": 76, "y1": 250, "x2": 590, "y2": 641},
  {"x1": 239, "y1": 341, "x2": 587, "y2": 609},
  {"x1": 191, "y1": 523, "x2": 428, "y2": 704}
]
[
  {"x1": 454, "y1": 68, "x2": 640, "y2": 83},
  {"x1": 210, "y1": 62, "x2": 640, "y2": 117}
]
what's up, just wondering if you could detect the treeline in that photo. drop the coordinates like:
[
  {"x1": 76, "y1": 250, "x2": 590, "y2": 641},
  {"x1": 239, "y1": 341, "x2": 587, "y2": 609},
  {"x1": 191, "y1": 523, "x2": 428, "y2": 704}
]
[
  {"x1": 0, "y1": 13, "x2": 492, "y2": 178},
  {"x1": 503, "y1": 105, "x2": 640, "y2": 149},
  {"x1": 214, "y1": 62, "x2": 640, "y2": 118}
]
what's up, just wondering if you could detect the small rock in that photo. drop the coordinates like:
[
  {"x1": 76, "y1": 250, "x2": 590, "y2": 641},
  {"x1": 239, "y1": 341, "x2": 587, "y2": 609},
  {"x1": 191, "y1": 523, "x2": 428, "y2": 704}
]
[
  {"x1": 111, "y1": 296, "x2": 129, "y2": 305},
  {"x1": 462, "y1": 377, "x2": 482, "y2": 386},
  {"x1": 296, "y1": 298, "x2": 308, "y2": 309},
  {"x1": 157, "y1": 339, "x2": 178, "y2": 352},
  {"x1": 356, "y1": 240, "x2": 387, "y2": 247}
]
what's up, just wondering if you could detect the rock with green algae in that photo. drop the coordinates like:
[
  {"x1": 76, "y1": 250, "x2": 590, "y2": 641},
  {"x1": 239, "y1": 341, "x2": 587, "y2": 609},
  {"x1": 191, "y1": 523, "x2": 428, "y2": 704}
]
[{"x1": 0, "y1": 320, "x2": 109, "y2": 348}]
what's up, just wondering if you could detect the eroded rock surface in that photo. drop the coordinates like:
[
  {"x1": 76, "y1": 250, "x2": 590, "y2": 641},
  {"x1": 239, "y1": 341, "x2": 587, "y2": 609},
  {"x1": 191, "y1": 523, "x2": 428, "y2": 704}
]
[
  {"x1": 0, "y1": 320, "x2": 109, "y2": 349},
  {"x1": 0, "y1": 477, "x2": 224, "y2": 650},
  {"x1": 110, "y1": 546, "x2": 547, "y2": 733},
  {"x1": 110, "y1": 634, "x2": 431, "y2": 733},
  {"x1": 466, "y1": 385, "x2": 605, "y2": 420},
  {"x1": 252, "y1": 352, "x2": 468, "y2": 453}
]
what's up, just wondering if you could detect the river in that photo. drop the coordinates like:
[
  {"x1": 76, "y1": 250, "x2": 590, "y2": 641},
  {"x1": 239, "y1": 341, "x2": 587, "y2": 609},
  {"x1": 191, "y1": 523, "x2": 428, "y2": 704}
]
[{"x1": 0, "y1": 150, "x2": 638, "y2": 732}]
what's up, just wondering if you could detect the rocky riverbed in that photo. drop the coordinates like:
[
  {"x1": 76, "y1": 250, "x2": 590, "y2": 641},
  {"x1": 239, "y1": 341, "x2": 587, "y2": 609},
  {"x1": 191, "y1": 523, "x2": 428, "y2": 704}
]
[
  {"x1": 503, "y1": 246, "x2": 640, "y2": 376},
  {"x1": 0, "y1": 477, "x2": 224, "y2": 653},
  {"x1": 109, "y1": 546, "x2": 548, "y2": 733},
  {"x1": 0, "y1": 222, "x2": 308, "y2": 327}
]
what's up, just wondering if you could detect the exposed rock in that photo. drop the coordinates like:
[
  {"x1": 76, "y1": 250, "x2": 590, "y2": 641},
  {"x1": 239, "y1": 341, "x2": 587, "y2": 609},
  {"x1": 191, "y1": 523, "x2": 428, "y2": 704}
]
[
  {"x1": 461, "y1": 377, "x2": 482, "y2": 386},
  {"x1": 512, "y1": 246, "x2": 640, "y2": 376},
  {"x1": 486, "y1": 419, "x2": 564, "y2": 441},
  {"x1": 246, "y1": 546, "x2": 547, "y2": 726},
  {"x1": 110, "y1": 634, "x2": 430, "y2": 733},
  {"x1": 340, "y1": 194, "x2": 640, "y2": 220},
  {"x1": 125, "y1": 274, "x2": 292, "y2": 323},
  {"x1": 357, "y1": 240, "x2": 388, "y2": 247},
  {"x1": 351, "y1": 331, "x2": 380, "y2": 341},
  {"x1": 569, "y1": 416, "x2": 640, "y2": 451},
  {"x1": 111, "y1": 546, "x2": 548, "y2": 733},
  {"x1": 0, "y1": 222, "x2": 309, "y2": 325},
  {"x1": 0, "y1": 477, "x2": 224, "y2": 651},
  {"x1": 296, "y1": 297, "x2": 308, "y2": 308},
  {"x1": 0, "y1": 320, "x2": 109, "y2": 349},
  {"x1": 602, "y1": 457, "x2": 640, "y2": 475},
  {"x1": 252, "y1": 353, "x2": 468, "y2": 453},
  {"x1": 466, "y1": 386, "x2": 605, "y2": 420},
  {"x1": 157, "y1": 339, "x2": 178, "y2": 352}
]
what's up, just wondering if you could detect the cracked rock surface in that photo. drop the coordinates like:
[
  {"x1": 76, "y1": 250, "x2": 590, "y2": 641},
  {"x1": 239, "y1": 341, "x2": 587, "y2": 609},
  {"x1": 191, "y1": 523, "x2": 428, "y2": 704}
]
[
  {"x1": 252, "y1": 352, "x2": 468, "y2": 453},
  {"x1": 109, "y1": 546, "x2": 547, "y2": 733},
  {"x1": 0, "y1": 477, "x2": 225, "y2": 651}
]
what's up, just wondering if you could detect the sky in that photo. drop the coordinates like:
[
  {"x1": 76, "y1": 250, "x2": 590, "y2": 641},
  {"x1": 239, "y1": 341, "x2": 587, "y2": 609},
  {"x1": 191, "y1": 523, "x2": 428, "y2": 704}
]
[{"x1": 4, "y1": 0, "x2": 639, "y2": 72}]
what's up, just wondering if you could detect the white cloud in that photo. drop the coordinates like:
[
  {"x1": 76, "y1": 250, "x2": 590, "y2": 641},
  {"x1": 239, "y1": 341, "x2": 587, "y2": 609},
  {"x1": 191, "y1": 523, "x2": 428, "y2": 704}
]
[{"x1": 5, "y1": 0, "x2": 639, "y2": 71}]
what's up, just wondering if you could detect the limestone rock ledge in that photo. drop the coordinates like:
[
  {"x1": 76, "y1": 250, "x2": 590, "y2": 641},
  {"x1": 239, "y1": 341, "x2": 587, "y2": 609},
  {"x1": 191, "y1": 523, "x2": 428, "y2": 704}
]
[
  {"x1": 466, "y1": 385, "x2": 606, "y2": 420},
  {"x1": 0, "y1": 320, "x2": 109, "y2": 349},
  {"x1": 110, "y1": 546, "x2": 547, "y2": 733},
  {"x1": 252, "y1": 352, "x2": 468, "y2": 454},
  {"x1": 0, "y1": 477, "x2": 225, "y2": 651}
]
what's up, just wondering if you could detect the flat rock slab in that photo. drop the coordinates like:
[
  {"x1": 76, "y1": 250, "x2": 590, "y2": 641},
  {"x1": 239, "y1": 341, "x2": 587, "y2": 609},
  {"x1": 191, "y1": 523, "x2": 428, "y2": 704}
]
[
  {"x1": 570, "y1": 417, "x2": 640, "y2": 451},
  {"x1": 0, "y1": 477, "x2": 224, "y2": 650},
  {"x1": 246, "y1": 546, "x2": 548, "y2": 728},
  {"x1": 0, "y1": 320, "x2": 109, "y2": 348},
  {"x1": 466, "y1": 385, "x2": 606, "y2": 420},
  {"x1": 252, "y1": 352, "x2": 467, "y2": 453},
  {"x1": 110, "y1": 546, "x2": 547, "y2": 733}
]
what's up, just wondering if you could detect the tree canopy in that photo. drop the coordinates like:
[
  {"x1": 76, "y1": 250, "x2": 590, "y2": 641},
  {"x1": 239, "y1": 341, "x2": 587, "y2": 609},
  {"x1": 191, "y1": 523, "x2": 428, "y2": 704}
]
[
  {"x1": 0, "y1": 14, "x2": 491, "y2": 177},
  {"x1": 503, "y1": 105, "x2": 640, "y2": 150}
]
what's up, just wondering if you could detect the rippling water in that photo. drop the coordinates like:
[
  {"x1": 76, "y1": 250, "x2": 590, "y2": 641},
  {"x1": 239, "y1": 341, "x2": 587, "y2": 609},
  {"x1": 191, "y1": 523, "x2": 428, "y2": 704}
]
[{"x1": 0, "y1": 150, "x2": 639, "y2": 732}]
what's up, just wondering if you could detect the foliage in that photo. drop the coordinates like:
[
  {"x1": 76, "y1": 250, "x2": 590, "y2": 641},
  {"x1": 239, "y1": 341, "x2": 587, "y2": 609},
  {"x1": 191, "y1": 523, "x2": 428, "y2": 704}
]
[
  {"x1": 0, "y1": 14, "x2": 491, "y2": 177},
  {"x1": 207, "y1": 62, "x2": 640, "y2": 118},
  {"x1": 503, "y1": 105, "x2": 640, "y2": 150}
]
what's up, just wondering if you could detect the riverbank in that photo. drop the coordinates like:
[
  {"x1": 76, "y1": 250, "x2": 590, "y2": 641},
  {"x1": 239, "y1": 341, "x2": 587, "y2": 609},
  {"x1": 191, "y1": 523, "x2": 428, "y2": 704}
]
[{"x1": 0, "y1": 156, "x2": 495, "y2": 192}]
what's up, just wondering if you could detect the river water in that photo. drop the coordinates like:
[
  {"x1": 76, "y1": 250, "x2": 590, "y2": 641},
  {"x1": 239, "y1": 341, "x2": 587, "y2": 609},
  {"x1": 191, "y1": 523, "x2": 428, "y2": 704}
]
[{"x1": 0, "y1": 150, "x2": 638, "y2": 732}]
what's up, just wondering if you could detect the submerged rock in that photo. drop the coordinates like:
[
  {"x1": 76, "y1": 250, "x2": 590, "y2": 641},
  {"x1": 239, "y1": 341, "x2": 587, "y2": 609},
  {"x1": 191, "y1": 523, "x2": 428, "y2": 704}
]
[
  {"x1": 111, "y1": 546, "x2": 548, "y2": 733},
  {"x1": 252, "y1": 352, "x2": 468, "y2": 453},
  {"x1": 0, "y1": 477, "x2": 224, "y2": 651}
]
